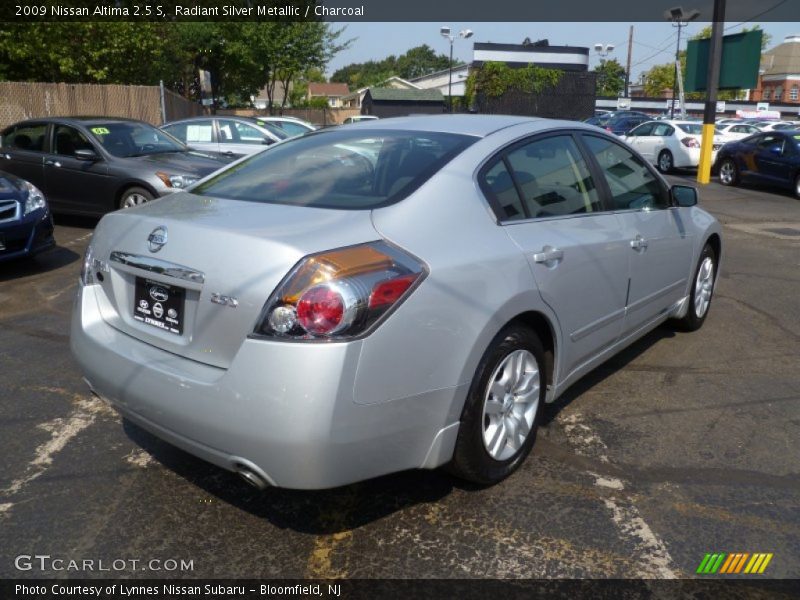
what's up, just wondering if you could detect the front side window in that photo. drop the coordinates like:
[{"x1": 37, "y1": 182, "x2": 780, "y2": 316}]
[
  {"x1": 583, "y1": 135, "x2": 668, "y2": 211},
  {"x1": 2, "y1": 123, "x2": 47, "y2": 152},
  {"x1": 757, "y1": 134, "x2": 784, "y2": 153},
  {"x1": 225, "y1": 120, "x2": 270, "y2": 145},
  {"x1": 501, "y1": 135, "x2": 602, "y2": 218},
  {"x1": 53, "y1": 125, "x2": 94, "y2": 156},
  {"x1": 194, "y1": 129, "x2": 475, "y2": 210}
]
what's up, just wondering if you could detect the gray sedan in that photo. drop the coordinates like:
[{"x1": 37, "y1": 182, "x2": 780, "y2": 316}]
[
  {"x1": 71, "y1": 115, "x2": 721, "y2": 490},
  {"x1": 0, "y1": 117, "x2": 227, "y2": 215}
]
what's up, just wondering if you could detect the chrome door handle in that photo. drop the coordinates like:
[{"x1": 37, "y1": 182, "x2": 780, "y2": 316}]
[
  {"x1": 532, "y1": 247, "x2": 564, "y2": 263},
  {"x1": 630, "y1": 235, "x2": 648, "y2": 250},
  {"x1": 44, "y1": 159, "x2": 62, "y2": 167}
]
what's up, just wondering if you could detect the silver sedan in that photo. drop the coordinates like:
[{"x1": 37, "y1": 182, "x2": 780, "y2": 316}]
[{"x1": 71, "y1": 115, "x2": 722, "y2": 489}]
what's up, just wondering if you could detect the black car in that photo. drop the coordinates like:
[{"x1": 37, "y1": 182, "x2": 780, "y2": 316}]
[
  {"x1": 716, "y1": 130, "x2": 800, "y2": 198},
  {"x1": 0, "y1": 171, "x2": 55, "y2": 262},
  {"x1": 0, "y1": 117, "x2": 227, "y2": 216},
  {"x1": 604, "y1": 114, "x2": 651, "y2": 136}
]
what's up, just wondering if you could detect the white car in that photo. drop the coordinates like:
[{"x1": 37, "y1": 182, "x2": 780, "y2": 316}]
[
  {"x1": 343, "y1": 115, "x2": 380, "y2": 125},
  {"x1": 754, "y1": 120, "x2": 800, "y2": 132},
  {"x1": 715, "y1": 123, "x2": 762, "y2": 142},
  {"x1": 624, "y1": 120, "x2": 725, "y2": 173}
]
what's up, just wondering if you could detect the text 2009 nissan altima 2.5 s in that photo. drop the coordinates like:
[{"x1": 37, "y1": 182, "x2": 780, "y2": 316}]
[{"x1": 70, "y1": 115, "x2": 722, "y2": 490}]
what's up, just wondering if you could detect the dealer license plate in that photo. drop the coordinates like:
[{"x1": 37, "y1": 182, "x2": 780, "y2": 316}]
[{"x1": 133, "y1": 278, "x2": 185, "y2": 335}]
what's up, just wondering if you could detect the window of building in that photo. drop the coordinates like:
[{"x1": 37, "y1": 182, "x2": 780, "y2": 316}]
[
  {"x1": 791, "y1": 86, "x2": 799, "y2": 101},
  {"x1": 763, "y1": 88, "x2": 771, "y2": 100},
  {"x1": 775, "y1": 87, "x2": 783, "y2": 101}
]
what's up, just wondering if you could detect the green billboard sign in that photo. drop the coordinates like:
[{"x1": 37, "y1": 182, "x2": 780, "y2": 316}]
[{"x1": 684, "y1": 30, "x2": 762, "y2": 92}]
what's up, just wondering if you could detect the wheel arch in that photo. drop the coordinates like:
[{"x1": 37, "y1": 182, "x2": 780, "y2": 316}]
[{"x1": 114, "y1": 181, "x2": 158, "y2": 210}]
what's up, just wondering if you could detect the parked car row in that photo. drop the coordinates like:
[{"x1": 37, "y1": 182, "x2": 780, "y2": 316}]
[{"x1": 0, "y1": 113, "x2": 320, "y2": 262}]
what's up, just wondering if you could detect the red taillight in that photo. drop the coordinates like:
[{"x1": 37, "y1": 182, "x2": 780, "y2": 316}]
[
  {"x1": 297, "y1": 285, "x2": 345, "y2": 335},
  {"x1": 255, "y1": 241, "x2": 427, "y2": 341},
  {"x1": 369, "y1": 274, "x2": 417, "y2": 309},
  {"x1": 682, "y1": 137, "x2": 700, "y2": 148}
]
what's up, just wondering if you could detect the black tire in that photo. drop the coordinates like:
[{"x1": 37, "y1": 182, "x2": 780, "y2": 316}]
[
  {"x1": 447, "y1": 325, "x2": 546, "y2": 485},
  {"x1": 718, "y1": 158, "x2": 739, "y2": 187},
  {"x1": 118, "y1": 186, "x2": 153, "y2": 210},
  {"x1": 672, "y1": 244, "x2": 717, "y2": 332},
  {"x1": 657, "y1": 150, "x2": 674, "y2": 174}
]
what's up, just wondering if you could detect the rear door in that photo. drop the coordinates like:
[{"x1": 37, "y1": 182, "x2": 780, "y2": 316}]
[
  {"x1": 485, "y1": 133, "x2": 631, "y2": 375},
  {"x1": 162, "y1": 120, "x2": 218, "y2": 156},
  {"x1": 625, "y1": 122, "x2": 656, "y2": 161},
  {"x1": 581, "y1": 133, "x2": 694, "y2": 335}
]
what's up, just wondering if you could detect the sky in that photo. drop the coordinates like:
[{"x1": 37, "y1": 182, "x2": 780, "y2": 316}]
[{"x1": 325, "y1": 21, "x2": 800, "y2": 81}]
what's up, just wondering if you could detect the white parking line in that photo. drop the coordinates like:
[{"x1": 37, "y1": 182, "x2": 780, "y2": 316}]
[
  {"x1": 62, "y1": 232, "x2": 93, "y2": 247},
  {"x1": 125, "y1": 449, "x2": 155, "y2": 469},
  {"x1": 1, "y1": 394, "x2": 113, "y2": 499},
  {"x1": 559, "y1": 412, "x2": 678, "y2": 578}
]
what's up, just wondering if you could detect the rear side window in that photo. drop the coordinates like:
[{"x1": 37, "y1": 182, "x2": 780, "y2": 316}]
[
  {"x1": 583, "y1": 135, "x2": 668, "y2": 211},
  {"x1": 194, "y1": 129, "x2": 476, "y2": 209},
  {"x1": 2, "y1": 123, "x2": 47, "y2": 152}
]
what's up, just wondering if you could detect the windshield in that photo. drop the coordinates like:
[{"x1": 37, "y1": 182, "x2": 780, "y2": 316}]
[
  {"x1": 89, "y1": 122, "x2": 186, "y2": 157},
  {"x1": 676, "y1": 123, "x2": 703, "y2": 134},
  {"x1": 193, "y1": 129, "x2": 476, "y2": 209}
]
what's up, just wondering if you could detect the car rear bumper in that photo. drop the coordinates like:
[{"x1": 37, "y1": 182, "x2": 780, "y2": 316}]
[
  {"x1": 0, "y1": 209, "x2": 55, "y2": 262},
  {"x1": 70, "y1": 283, "x2": 462, "y2": 489}
]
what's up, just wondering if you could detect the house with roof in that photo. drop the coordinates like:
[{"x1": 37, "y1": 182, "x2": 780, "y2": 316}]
[
  {"x1": 751, "y1": 35, "x2": 800, "y2": 104},
  {"x1": 307, "y1": 82, "x2": 351, "y2": 107},
  {"x1": 339, "y1": 76, "x2": 420, "y2": 110},
  {"x1": 361, "y1": 88, "x2": 445, "y2": 117}
]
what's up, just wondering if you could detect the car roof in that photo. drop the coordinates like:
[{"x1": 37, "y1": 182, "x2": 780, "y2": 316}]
[
  {"x1": 8, "y1": 116, "x2": 146, "y2": 127},
  {"x1": 339, "y1": 114, "x2": 556, "y2": 137}
]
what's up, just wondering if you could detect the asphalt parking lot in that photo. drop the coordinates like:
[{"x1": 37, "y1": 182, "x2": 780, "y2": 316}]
[{"x1": 0, "y1": 175, "x2": 798, "y2": 580}]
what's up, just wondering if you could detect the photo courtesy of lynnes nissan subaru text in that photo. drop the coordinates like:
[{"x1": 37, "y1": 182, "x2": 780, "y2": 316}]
[{"x1": 70, "y1": 115, "x2": 722, "y2": 490}]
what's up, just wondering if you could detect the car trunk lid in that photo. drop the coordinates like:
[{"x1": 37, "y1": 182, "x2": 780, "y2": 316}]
[{"x1": 88, "y1": 192, "x2": 379, "y2": 369}]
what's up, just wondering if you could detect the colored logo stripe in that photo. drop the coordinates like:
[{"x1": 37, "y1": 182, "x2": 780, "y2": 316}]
[{"x1": 697, "y1": 553, "x2": 773, "y2": 574}]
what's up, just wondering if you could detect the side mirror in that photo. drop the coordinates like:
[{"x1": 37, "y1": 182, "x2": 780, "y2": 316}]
[
  {"x1": 671, "y1": 184, "x2": 697, "y2": 207},
  {"x1": 74, "y1": 148, "x2": 100, "y2": 161},
  {"x1": 262, "y1": 137, "x2": 274, "y2": 145}
]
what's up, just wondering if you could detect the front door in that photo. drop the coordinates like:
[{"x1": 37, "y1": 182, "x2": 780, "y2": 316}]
[
  {"x1": 44, "y1": 124, "x2": 111, "y2": 213},
  {"x1": 581, "y1": 134, "x2": 694, "y2": 335},
  {"x1": 489, "y1": 134, "x2": 631, "y2": 376}
]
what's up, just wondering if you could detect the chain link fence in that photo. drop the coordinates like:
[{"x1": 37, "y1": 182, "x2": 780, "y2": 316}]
[{"x1": 0, "y1": 82, "x2": 207, "y2": 130}]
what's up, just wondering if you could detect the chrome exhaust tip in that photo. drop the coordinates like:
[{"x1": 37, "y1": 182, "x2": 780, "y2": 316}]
[{"x1": 235, "y1": 464, "x2": 269, "y2": 490}]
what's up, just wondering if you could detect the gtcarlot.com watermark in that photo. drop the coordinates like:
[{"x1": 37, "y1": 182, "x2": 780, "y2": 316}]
[{"x1": 14, "y1": 554, "x2": 194, "y2": 573}]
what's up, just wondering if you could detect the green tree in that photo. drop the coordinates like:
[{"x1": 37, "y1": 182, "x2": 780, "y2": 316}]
[
  {"x1": 395, "y1": 45, "x2": 451, "y2": 79},
  {"x1": 594, "y1": 59, "x2": 626, "y2": 97},
  {"x1": 331, "y1": 44, "x2": 451, "y2": 91}
]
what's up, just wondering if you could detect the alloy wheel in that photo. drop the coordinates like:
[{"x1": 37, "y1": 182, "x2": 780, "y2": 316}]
[
  {"x1": 481, "y1": 349, "x2": 540, "y2": 461},
  {"x1": 694, "y1": 256, "x2": 715, "y2": 318}
]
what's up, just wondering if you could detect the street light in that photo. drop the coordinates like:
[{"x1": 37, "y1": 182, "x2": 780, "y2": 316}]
[
  {"x1": 441, "y1": 26, "x2": 474, "y2": 113},
  {"x1": 594, "y1": 43, "x2": 615, "y2": 58},
  {"x1": 665, "y1": 6, "x2": 701, "y2": 118}
]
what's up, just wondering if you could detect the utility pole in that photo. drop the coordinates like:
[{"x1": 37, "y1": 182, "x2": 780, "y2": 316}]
[
  {"x1": 697, "y1": 0, "x2": 726, "y2": 184},
  {"x1": 625, "y1": 26, "x2": 634, "y2": 98}
]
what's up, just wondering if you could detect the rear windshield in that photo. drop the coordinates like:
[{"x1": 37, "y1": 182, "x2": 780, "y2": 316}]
[{"x1": 193, "y1": 129, "x2": 476, "y2": 209}]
